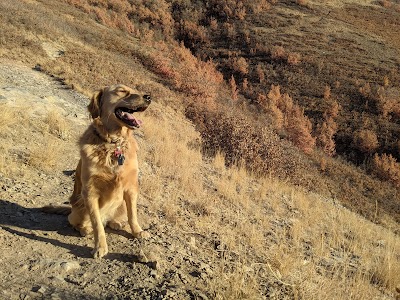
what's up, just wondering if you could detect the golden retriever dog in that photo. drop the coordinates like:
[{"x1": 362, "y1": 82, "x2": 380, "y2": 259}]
[{"x1": 44, "y1": 84, "x2": 151, "y2": 258}]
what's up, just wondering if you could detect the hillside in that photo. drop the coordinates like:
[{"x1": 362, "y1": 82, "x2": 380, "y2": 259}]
[{"x1": 0, "y1": 0, "x2": 399, "y2": 299}]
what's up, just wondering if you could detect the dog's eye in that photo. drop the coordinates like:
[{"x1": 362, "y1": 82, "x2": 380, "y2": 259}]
[{"x1": 115, "y1": 89, "x2": 128, "y2": 96}]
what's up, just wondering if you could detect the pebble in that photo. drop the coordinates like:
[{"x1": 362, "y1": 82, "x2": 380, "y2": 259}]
[
  {"x1": 60, "y1": 261, "x2": 80, "y2": 272},
  {"x1": 150, "y1": 270, "x2": 158, "y2": 279},
  {"x1": 137, "y1": 250, "x2": 149, "y2": 263},
  {"x1": 32, "y1": 285, "x2": 47, "y2": 294}
]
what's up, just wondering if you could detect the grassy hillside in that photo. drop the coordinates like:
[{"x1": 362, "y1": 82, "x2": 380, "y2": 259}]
[{"x1": 0, "y1": 0, "x2": 399, "y2": 299}]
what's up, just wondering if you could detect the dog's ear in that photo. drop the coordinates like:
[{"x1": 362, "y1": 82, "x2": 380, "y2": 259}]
[{"x1": 88, "y1": 89, "x2": 103, "y2": 119}]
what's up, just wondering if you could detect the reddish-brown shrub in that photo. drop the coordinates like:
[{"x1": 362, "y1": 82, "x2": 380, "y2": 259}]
[
  {"x1": 323, "y1": 85, "x2": 331, "y2": 100},
  {"x1": 267, "y1": 85, "x2": 315, "y2": 153},
  {"x1": 287, "y1": 52, "x2": 301, "y2": 65},
  {"x1": 209, "y1": 18, "x2": 218, "y2": 31},
  {"x1": 286, "y1": 105, "x2": 316, "y2": 154},
  {"x1": 256, "y1": 63, "x2": 265, "y2": 84},
  {"x1": 178, "y1": 19, "x2": 209, "y2": 48},
  {"x1": 242, "y1": 78, "x2": 249, "y2": 91},
  {"x1": 271, "y1": 45, "x2": 286, "y2": 60},
  {"x1": 353, "y1": 129, "x2": 379, "y2": 154},
  {"x1": 229, "y1": 75, "x2": 238, "y2": 101},
  {"x1": 326, "y1": 100, "x2": 340, "y2": 118},
  {"x1": 375, "y1": 86, "x2": 400, "y2": 118},
  {"x1": 372, "y1": 153, "x2": 400, "y2": 187},
  {"x1": 379, "y1": 0, "x2": 392, "y2": 8},
  {"x1": 185, "y1": 104, "x2": 290, "y2": 177},
  {"x1": 296, "y1": 0, "x2": 308, "y2": 6},
  {"x1": 248, "y1": 0, "x2": 271, "y2": 14},
  {"x1": 317, "y1": 115, "x2": 337, "y2": 157},
  {"x1": 232, "y1": 57, "x2": 249, "y2": 76}
]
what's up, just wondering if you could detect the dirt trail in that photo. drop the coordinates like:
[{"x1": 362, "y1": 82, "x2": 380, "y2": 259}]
[{"x1": 0, "y1": 62, "x2": 214, "y2": 300}]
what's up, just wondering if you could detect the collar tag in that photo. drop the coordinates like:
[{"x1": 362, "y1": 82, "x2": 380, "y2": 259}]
[{"x1": 114, "y1": 146, "x2": 122, "y2": 157}]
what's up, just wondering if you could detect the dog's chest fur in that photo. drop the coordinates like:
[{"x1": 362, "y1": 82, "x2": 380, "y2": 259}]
[{"x1": 80, "y1": 126, "x2": 138, "y2": 177}]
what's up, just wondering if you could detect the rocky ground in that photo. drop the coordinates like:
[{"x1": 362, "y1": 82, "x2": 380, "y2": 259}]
[{"x1": 0, "y1": 61, "x2": 221, "y2": 300}]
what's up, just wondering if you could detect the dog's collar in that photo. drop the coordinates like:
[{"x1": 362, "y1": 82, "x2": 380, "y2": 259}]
[
  {"x1": 93, "y1": 128, "x2": 119, "y2": 144},
  {"x1": 93, "y1": 128, "x2": 126, "y2": 165}
]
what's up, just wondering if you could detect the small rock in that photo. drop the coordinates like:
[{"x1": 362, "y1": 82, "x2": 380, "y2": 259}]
[
  {"x1": 19, "y1": 293, "x2": 30, "y2": 300},
  {"x1": 32, "y1": 285, "x2": 47, "y2": 294},
  {"x1": 148, "y1": 260, "x2": 159, "y2": 270},
  {"x1": 150, "y1": 270, "x2": 158, "y2": 279},
  {"x1": 51, "y1": 294, "x2": 62, "y2": 300},
  {"x1": 189, "y1": 236, "x2": 196, "y2": 247},
  {"x1": 137, "y1": 250, "x2": 149, "y2": 263},
  {"x1": 60, "y1": 261, "x2": 80, "y2": 272},
  {"x1": 50, "y1": 275, "x2": 65, "y2": 283}
]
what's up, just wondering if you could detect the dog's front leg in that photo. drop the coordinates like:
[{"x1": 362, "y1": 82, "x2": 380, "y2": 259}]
[
  {"x1": 84, "y1": 189, "x2": 108, "y2": 258},
  {"x1": 124, "y1": 189, "x2": 150, "y2": 239}
]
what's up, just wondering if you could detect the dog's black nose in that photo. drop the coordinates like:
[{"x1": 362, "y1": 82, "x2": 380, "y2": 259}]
[{"x1": 143, "y1": 95, "x2": 151, "y2": 103}]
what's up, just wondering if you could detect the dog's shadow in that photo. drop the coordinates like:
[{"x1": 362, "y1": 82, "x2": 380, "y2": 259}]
[{"x1": 0, "y1": 199, "x2": 141, "y2": 262}]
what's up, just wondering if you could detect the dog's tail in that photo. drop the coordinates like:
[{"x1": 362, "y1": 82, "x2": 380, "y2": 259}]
[{"x1": 41, "y1": 203, "x2": 71, "y2": 215}]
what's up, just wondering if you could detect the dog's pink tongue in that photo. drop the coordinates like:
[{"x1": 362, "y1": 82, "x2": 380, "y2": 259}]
[{"x1": 123, "y1": 112, "x2": 142, "y2": 126}]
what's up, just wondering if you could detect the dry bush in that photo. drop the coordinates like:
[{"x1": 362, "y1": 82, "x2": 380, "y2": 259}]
[
  {"x1": 255, "y1": 63, "x2": 265, "y2": 84},
  {"x1": 323, "y1": 85, "x2": 331, "y2": 100},
  {"x1": 44, "y1": 109, "x2": 70, "y2": 140},
  {"x1": 267, "y1": 85, "x2": 315, "y2": 154},
  {"x1": 375, "y1": 86, "x2": 400, "y2": 118},
  {"x1": 178, "y1": 19, "x2": 209, "y2": 49},
  {"x1": 186, "y1": 103, "x2": 298, "y2": 178},
  {"x1": 232, "y1": 57, "x2": 249, "y2": 76},
  {"x1": 229, "y1": 75, "x2": 238, "y2": 101},
  {"x1": 317, "y1": 116, "x2": 337, "y2": 157},
  {"x1": 352, "y1": 129, "x2": 379, "y2": 154},
  {"x1": 144, "y1": 42, "x2": 223, "y2": 104},
  {"x1": 248, "y1": 0, "x2": 271, "y2": 14},
  {"x1": 296, "y1": 0, "x2": 308, "y2": 6},
  {"x1": 379, "y1": 0, "x2": 392, "y2": 8},
  {"x1": 0, "y1": 104, "x2": 17, "y2": 133},
  {"x1": 271, "y1": 45, "x2": 286, "y2": 60},
  {"x1": 287, "y1": 52, "x2": 301, "y2": 65},
  {"x1": 286, "y1": 106, "x2": 316, "y2": 154},
  {"x1": 28, "y1": 139, "x2": 63, "y2": 172},
  {"x1": 371, "y1": 153, "x2": 400, "y2": 187}
]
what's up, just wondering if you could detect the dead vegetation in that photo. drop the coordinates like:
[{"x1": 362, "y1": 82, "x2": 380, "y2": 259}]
[{"x1": 0, "y1": 0, "x2": 399, "y2": 299}]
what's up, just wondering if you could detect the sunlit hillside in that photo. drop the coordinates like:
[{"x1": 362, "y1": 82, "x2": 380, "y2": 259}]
[{"x1": 0, "y1": 0, "x2": 399, "y2": 299}]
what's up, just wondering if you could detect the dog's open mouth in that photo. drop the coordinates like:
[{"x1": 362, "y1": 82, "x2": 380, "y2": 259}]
[{"x1": 115, "y1": 107, "x2": 143, "y2": 128}]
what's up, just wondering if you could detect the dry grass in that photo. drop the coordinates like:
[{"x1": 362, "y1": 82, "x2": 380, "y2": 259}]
[
  {"x1": 0, "y1": 103, "x2": 75, "y2": 175},
  {"x1": 44, "y1": 109, "x2": 71, "y2": 140}
]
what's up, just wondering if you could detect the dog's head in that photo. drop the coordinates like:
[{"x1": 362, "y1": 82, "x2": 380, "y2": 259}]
[{"x1": 88, "y1": 84, "x2": 151, "y2": 129}]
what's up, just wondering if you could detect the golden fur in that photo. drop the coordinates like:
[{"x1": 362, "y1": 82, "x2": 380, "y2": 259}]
[{"x1": 56, "y1": 84, "x2": 150, "y2": 258}]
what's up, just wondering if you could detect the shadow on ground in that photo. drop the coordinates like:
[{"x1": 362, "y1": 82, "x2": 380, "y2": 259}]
[{"x1": 0, "y1": 199, "x2": 142, "y2": 262}]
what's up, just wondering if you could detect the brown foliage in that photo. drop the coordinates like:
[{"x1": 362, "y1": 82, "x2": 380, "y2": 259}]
[
  {"x1": 145, "y1": 42, "x2": 223, "y2": 102},
  {"x1": 353, "y1": 129, "x2": 379, "y2": 154},
  {"x1": 376, "y1": 86, "x2": 400, "y2": 118},
  {"x1": 267, "y1": 85, "x2": 315, "y2": 154},
  {"x1": 271, "y1": 45, "x2": 286, "y2": 60},
  {"x1": 287, "y1": 52, "x2": 301, "y2": 65},
  {"x1": 185, "y1": 104, "x2": 292, "y2": 177},
  {"x1": 372, "y1": 153, "x2": 400, "y2": 187},
  {"x1": 317, "y1": 116, "x2": 337, "y2": 157},
  {"x1": 232, "y1": 57, "x2": 249, "y2": 76},
  {"x1": 256, "y1": 63, "x2": 265, "y2": 84},
  {"x1": 229, "y1": 75, "x2": 238, "y2": 101}
]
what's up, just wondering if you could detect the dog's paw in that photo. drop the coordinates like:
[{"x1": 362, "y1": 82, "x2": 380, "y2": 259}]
[
  {"x1": 133, "y1": 230, "x2": 150, "y2": 239},
  {"x1": 92, "y1": 244, "x2": 108, "y2": 259},
  {"x1": 79, "y1": 227, "x2": 93, "y2": 237},
  {"x1": 108, "y1": 221, "x2": 127, "y2": 231}
]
